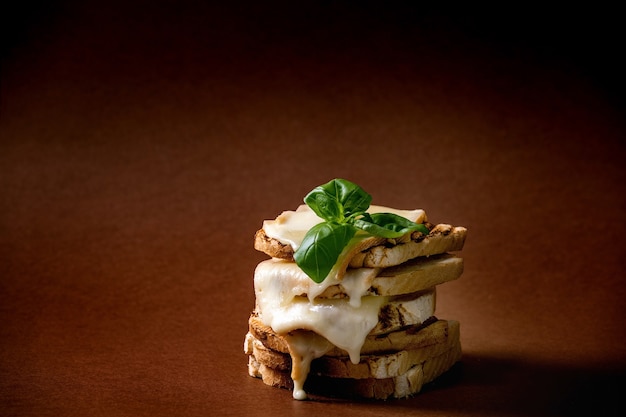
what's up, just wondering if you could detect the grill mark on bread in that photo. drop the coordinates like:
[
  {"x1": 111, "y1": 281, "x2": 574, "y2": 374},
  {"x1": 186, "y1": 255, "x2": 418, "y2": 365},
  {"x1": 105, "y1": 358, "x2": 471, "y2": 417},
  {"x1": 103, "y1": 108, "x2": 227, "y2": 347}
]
[
  {"x1": 378, "y1": 304, "x2": 395, "y2": 331},
  {"x1": 405, "y1": 316, "x2": 439, "y2": 335}
]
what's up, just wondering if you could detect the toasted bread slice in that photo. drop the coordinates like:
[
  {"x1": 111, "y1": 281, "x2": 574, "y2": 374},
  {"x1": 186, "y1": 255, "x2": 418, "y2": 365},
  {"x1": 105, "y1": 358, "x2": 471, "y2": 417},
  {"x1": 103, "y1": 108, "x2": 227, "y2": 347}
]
[
  {"x1": 246, "y1": 320, "x2": 459, "y2": 379},
  {"x1": 254, "y1": 224, "x2": 466, "y2": 271},
  {"x1": 351, "y1": 224, "x2": 467, "y2": 268},
  {"x1": 317, "y1": 253, "x2": 463, "y2": 299},
  {"x1": 247, "y1": 337, "x2": 462, "y2": 399},
  {"x1": 247, "y1": 316, "x2": 457, "y2": 357}
]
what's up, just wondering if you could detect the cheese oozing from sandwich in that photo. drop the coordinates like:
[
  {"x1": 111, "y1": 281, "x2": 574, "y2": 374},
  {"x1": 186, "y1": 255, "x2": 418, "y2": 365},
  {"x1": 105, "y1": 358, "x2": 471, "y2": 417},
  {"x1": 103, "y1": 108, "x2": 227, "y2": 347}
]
[
  {"x1": 254, "y1": 205, "x2": 429, "y2": 400},
  {"x1": 255, "y1": 259, "x2": 384, "y2": 361},
  {"x1": 254, "y1": 259, "x2": 386, "y2": 399}
]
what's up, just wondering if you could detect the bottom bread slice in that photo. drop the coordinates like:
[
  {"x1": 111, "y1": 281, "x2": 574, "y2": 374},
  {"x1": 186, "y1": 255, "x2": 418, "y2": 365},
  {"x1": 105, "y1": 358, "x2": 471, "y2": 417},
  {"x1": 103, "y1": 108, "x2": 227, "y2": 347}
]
[
  {"x1": 245, "y1": 320, "x2": 460, "y2": 379},
  {"x1": 247, "y1": 338, "x2": 461, "y2": 400}
]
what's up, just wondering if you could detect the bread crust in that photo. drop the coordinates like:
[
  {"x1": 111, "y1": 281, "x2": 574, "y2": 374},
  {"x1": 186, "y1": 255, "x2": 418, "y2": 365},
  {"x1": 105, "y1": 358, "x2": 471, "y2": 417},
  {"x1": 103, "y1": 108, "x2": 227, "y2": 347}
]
[
  {"x1": 254, "y1": 229, "x2": 294, "y2": 259},
  {"x1": 254, "y1": 224, "x2": 467, "y2": 272},
  {"x1": 246, "y1": 334, "x2": 462, "y2": 399},
  {"x1": 246, "y1": 320, "x2": 460, "y2": 380}
]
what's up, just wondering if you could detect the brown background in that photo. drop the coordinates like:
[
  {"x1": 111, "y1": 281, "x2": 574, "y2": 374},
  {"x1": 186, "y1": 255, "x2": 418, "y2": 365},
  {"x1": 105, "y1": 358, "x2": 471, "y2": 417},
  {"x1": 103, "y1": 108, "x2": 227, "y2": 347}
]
[{"x1": 2, "y1": 2, "x2": 625, "y2": 416}]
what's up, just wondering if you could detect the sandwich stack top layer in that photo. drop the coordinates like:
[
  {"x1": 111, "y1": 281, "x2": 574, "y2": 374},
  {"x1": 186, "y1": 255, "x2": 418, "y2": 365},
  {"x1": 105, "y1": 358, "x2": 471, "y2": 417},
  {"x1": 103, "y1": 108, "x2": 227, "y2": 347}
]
[{"x1": 255, "y1": 204, "x2": 467, "y2": 282}]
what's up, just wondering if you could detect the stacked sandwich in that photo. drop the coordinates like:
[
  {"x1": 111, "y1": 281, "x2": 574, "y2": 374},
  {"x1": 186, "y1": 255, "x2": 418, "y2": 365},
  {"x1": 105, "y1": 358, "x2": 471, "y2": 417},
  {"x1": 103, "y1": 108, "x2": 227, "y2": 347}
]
[{"x1": 244, "y1": 179, "x2": 467, "y2": 400}]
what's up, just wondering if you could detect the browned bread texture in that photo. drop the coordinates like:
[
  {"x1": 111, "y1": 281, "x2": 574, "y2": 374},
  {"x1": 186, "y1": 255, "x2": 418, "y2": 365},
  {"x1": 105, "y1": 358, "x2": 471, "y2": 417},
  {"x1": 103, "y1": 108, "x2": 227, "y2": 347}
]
[
  {"x1": 350, "y1": 224, "x2": 467, "y2": 269},
  {"x1": 317, "y1": 253, "x2": 463, "y2": 299},
  {"x1": 246, "y1": 332, "x2": 462, "y2": 399},
  {"x1": 245, "y1": 320, "x2": 460, "y2": 379},
  {"x1": 247, "y1": 315, "x2": 456, "y2": 357},
  {"x1": 254, "y1": 224, "x2": 467, "y2": 274}
]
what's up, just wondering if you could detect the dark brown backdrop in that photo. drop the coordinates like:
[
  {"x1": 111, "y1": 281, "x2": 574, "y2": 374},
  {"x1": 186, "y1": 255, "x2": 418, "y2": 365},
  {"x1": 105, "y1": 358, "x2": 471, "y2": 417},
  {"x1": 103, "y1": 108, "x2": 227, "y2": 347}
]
[{"x1": 2, "y1": 2, "x2": 624, "y2": 416}]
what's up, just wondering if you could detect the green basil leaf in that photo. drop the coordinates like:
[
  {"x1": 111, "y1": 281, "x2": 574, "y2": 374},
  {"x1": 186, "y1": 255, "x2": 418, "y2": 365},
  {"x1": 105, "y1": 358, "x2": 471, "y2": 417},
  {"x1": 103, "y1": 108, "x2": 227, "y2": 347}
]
[
  {"x1": 331, "y1": 178, "x2": 372, "y2": 217},
  {"x1": 303, "y1": 186, "x2": 344, "y2": 223},
  {"x1": 293, "y1": 222, "x2": 357, "y2": 283},
  {"x1": 353, "y1": 212, "x2": 430, "y2": 238},
  {"x1": 304, "y1": 178, "x2": 371, "y2": 221},
  {"x1": 297, "y1": 178, "x2": 429, "y2": 283}
]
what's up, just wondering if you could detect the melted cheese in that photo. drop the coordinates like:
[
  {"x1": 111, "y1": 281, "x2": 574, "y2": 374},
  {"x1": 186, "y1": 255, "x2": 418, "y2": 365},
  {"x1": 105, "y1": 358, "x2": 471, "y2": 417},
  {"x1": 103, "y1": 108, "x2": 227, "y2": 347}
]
[
  {"x1": 254, "y1": 259, "x2": 384, "y2": 351},
  {"x1": 254, "y1": 259, "x2": 385, "y2": 399},
  {"x1": 284, "y1": 331, "x2": 333, "y2": 400},
  {"x1": 263, "y1": 204, "x2": 426, "y2": 251}
]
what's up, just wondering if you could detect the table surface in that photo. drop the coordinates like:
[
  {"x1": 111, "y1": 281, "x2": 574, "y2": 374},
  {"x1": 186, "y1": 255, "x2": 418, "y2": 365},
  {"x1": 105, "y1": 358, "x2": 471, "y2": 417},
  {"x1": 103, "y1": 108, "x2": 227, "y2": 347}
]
[{"x1": 2, "y1": 2, "x2": 625, "y2": 416}]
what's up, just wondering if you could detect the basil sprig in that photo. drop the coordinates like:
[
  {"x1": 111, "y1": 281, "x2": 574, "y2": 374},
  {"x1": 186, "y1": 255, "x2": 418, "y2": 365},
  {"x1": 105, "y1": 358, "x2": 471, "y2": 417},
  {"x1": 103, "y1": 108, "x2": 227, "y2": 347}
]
[{"x1": 293, "y1": 179, "x2": 430, "y2": 283}]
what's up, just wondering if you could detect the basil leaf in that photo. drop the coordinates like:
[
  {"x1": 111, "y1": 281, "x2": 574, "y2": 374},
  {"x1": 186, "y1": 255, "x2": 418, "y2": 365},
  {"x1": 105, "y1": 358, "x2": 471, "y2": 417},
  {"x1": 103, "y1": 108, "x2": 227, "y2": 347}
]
[
  {"x1": 353, "y1": 212, "x2": 430, "y2": 238},
  {"x1": 296, "y1": 178, "x2": 429, "y2": 283},
  {"x1": 331, "y1": 178, "x2": 372, "y2": 217},
  {"x1": 304, "y1": 178, "x2": 371, "y2": 221},
  {"x1": 303, "y1": 186, "x2": 344, "y2": 223},
  {"x1": 293, "y1": 222, "x2": 357, "y2": 283}
]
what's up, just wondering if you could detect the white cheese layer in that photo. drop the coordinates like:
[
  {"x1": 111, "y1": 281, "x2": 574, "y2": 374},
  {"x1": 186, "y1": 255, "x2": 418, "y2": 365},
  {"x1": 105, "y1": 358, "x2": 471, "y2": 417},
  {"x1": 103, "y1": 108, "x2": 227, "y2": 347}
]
[
  {"x1": 254, "y1": 259, "x2": 386, "y2": 399},
  {"x1": 263, "y1": 204, "x2": 426, "y2": 251},
  {"x1": 254, "y1": 259, "x2": 383, "y2": 354}
]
